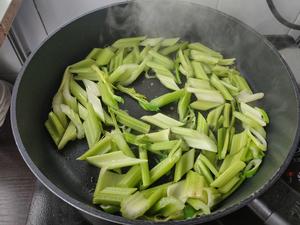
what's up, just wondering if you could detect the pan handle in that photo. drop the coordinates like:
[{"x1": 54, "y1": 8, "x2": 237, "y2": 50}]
[{"x1": 248, "y1": 179, "x2": 300, "y2": 225}]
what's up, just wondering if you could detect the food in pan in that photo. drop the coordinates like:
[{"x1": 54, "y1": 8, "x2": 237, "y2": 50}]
[{"x1": 45, "y1": 37, "x2": 269, "y2": 221}]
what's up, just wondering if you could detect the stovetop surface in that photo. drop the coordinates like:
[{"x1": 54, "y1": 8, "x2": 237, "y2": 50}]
[{"x1": 25, "y1": 35, "x2": 300, "y2": 225}]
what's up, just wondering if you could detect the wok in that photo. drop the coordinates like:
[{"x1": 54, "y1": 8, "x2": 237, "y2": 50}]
[{"x1": 11, "y1": 1, "x2": 300, "y2": 224}]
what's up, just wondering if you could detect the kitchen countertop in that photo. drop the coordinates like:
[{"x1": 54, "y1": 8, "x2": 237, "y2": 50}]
[{"x1": 0, "y1": 114, "x2": 36, "y2": 225}]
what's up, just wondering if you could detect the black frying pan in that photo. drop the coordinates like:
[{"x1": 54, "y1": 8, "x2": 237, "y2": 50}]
[{"x1": 11, "y1": 1, "x2": 300, "y2": 224}]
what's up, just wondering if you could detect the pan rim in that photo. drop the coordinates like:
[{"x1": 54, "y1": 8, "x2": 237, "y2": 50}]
[{"x1": 10, "y1": 0, "x2": 300, "y2": 224}]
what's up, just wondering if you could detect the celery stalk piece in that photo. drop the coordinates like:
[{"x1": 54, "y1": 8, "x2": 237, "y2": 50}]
[
  {"x1": 141, "y1": 113, "x2": 184, "y2": 129},
  {"x1": 194, "y1": 159, "x2": 214, "y2": 184},
  {"x1": 243, "y1": 159, "x2": 262, "y2": 178},
  {"x1": 110, "y1": 108, "x2": 151, "y2": 134},
  {"x1": 150, "y1": 196, "x2": 185, "y2": 217},
  {"x1": 212, "y1": 65, "x2": 230, "y2": 77},
  {"x1": 161, "y1": 38, "x2": 180, "y2": 46},
  {"x1": 112, "y1": 36, "x2": 146, "y2": 48},
  {"x1": 117, "y1": 165, "x2": 141, "y2": 188},
  {"x1": 240, "y1": 102, "x2": 266, "y2": 126},
  {"x1": 188, "y1": 42, "x2": 223, "y2": 58},
  {"x1": 160, "y1": 42, "x2": 184, "y2": 56},
  {"x1": 247, "y1": 128, "x2": 267, "y2": 151},
  {"x1": 185, "y1": 171, "x2": 208, "y2": 200},
  {"x1": 178, "y1": 89, "x2": 191, "y2": 121},
  {"x1": 148, "y1": 140, "x2": 181, "y2": 151},
  {"x1": 223, "y1": 103, "x2": 231, "y2": 128},
  {"x1": 218, "y1": 176, "x2": 240, "y2": 194},
  {"x1": 86, "y1": 151, "x2": 147, "y2": 169},
  {"x1": 45, "y1": 119, "x2": 61, "y2": 146},
  {"x1": 255, "y1": 107, "x2": 269, "y2": 124},
  {"x1": 174, "y1": 149, "x2": 195, "y2": 182},
  {"x1": 77, "y1": 135, "x2": 111, "y2": 160},
  {"x1": 149, "y1": 50, "x2": 174, "y2": 70},
  {"x1": 187, "y1": 199, "x2": 210, "y2": 215},
  {"x1": 82, "y1": 79, "x2": 100, "y2": 96},
  {"x1": 237, "y1": 91, "x2": 264, "y2": 103},
  {"x1": 139, "y1": 146, "x2": 151, "y2": 187},
  {"x1": 96, "y1": 47, "x2": 115, "y2": 66},
  {"x1": 83, "y1": 103, "x2": 101, "y2": 148},
  {"x1": 74, "y1": 72, "x2": 99, "y2": 81},
  {"x1": 101, "y1": 205, "x2": 120, "y2": 214},
  {"x1": 123, "y1": 51, "x2": 136, "y2": 64},
  {"x1": 111, "y1": 129, "x2": 135, "y2": 157},
  {"x1": 190, "y1": 50, "x2": 219, "y2": 64},
  {"x1": 60, "y1": 104, "x2": 84, "y2": 139},
  {"x1": 69, "y1": 59, "x2": 95, "y2": 74},
  {"x1": 203, "y1": 187, "x2": 222, "y2": 207},
  {"x1": 178, "y1": 49, "x2": 194, "y2": 77},
  {"x1": 121, "y1": 188, "x2": 163, "y2": 219},
  {"x1": 94, "y1": 169, "x2": 125, "y2": 194},
  {"x1": 230, "y1": 130, "x2": 248, "y2": 155},
  {"x1": 198, "y1": 154, "x2": 219, "y2": 177},
  {"x1": 140, "y1": 38, "x2": 163, "y2": 46},
  {"x1": 190, "y1": 100, "x2": 222, "y2": 111},
  {"x1": 69, "y1": 78, "x2": 88, "y2": 106},
  {"x1": 62, "y1": 70, "x2": 78, "y2": 113},
  {"x1": 207, "y1": 105, "x2": 224, "y2": 130},
  {"x1": 137, "y1": 129, "x2": 170, "y2": 142},
  {"x1": 231, "y1": 74, "x2": 253, "y2": 93},
  {"x1": 217, "y1": 128, "x2": 225, "y2": 157},
  {"x1": 219, "y1": 58, "x2": 236, "y2": 66},
  {"x1": 113, "y1": 48, "x2": 125, "y2": 71},
  {"x1": 119, "y1": 58, "x2": 148, "y2": 86},
  {"x1": 210, "y1": 161, "x2": 246, "y2": 188},
  {"x1": 219, "y1": 128, "x2": 230, "y2": 160},
  {"x1": 187, "y1": 87, "x2": 225, "y2": 104},
  {"x1": 58, "y1": 122, "x2": 77, "y2": 150},
  {"x1": 220, "y1": 79, "x2": 239, "y2": 92},
  {"x1": 171, "y1": 127, "x2": 217, "y2": 152},
  {"x1": 197, "y1": 112, "x2": 209, "y2": 135},
  {"x1": 167, "y1": 180, "x2": 188, "y2": 202},
  {"x1": 109, "y1": 64, "x2": 138, "y2": 83},
  {"x1": 52, "y1": 91, "x2": 68, "y2": 128},
  {"x1": 117, "y1": 85, "x2": 159, "y2": 111},
  {"x1": 187, "y1": 78, "x2": 211, "y2": 90},
  {"x1": 210, "y1": 74, "x2": 233, "y2": 101},
  {"x1": 191, "y1": 61, "x2": 209, "y2": 80},
  {"x1": 86, "y1": 48, "x2": 102, "y2": 60},
  {"x1": 48, "y1": 111, "x2": 65, "y2": 139},
  {"x1": 156, "y1": 73, "x2": 180, "y2": 91},
  {"x1": 150, "y1": 89, "x2": 184, "y2": 108},
  {"x1": 233, "y1": 111, "x2": 262, "y2": 130}
]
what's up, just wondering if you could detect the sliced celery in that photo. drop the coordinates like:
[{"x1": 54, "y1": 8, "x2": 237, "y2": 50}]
[
  {"x1": 187, "y1": 88, "x2": 225, "y2": 104},
  {"x1": 117, "y1": 165, "x2": 141, "y2": 188},
  {"x1": 112, "y1": 36, "x2": 146, "y2": 48},
  {"x1": 190, "y1": 100, "x2": 222, "y2": 111},
  {"x1": 69, "y1": 59, "x2": 95, "y2": 74},
  {"x1": 111, "y1": 129, "x2": 135, "y2": 157},
  {"x1": 178, "y1": 89, "x2": 192, "y2": 121},
  {"x1": 58, "y1": 122, "x2": 77, "y2": 150},
  {"x1": 191, "y1": 61, "x2": 209, "y2": 80},
  {"x1": 83, "y1": 103, "x2": 101, "y2": 148},
  {"x1": 139, "y1": 146, "x2": 151, "y2": 187},
  {"x1": 188, "y1": 43, "x2": 223, "y2": 58},
  {"x1": 210, "y1": 74, "x2": 233, "y2": 101},
  {"x1": 149, "y1": 50, "x2": 174, "y2": 70},
  {"x1": 190, "y1": 50, "x2": 219, "y2": 64},
  {"x1": 141, "y1": 113, "x2": 184, "y2": 129},
  {"x1": 95, "y1": 47, "x2": 115, "y2": 66},
  {"x1": 150, "y1": 89, "x2": 184, "y2": 108},
  {"x1": 197, "y1": 112, "x2": 209, "y2": 135},
  {"x1": 207, "y1": 105, "x2": 224, "y2": 130},
  {"x1": 150, "y1": 196, "x2": 185, "y2": 217},
  {"x1": 174, "y1": 149, "x2": 195, "y2": 182}
]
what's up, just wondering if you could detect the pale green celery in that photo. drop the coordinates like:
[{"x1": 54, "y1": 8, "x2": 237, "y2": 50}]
[
  {"x1": 74, "y1": 72, "x2": 99, "y2": 81},
  {"x1": 240, "y1": 102, "x2": 266, "y2": 126},
  {"x1": 161, "y1": 38, "x2": 180, "y2": 46},
  {"x1": 183, "y1": 108, "x2": 196, "y2": 129},
  {"x1": 190, "y1": 100, "x2": 222, "y2": 111},
  {"x1": 101, "y1": 205, "x2": 120, "y2": 214},
  {"x1": 209, "y1": 129, "x2": 217, "y2": 143},
  {"x1": 149, "y1": 50, "x2": 174, "y2": 70},
  {"x1": 255, "y1": 107, "x2": 269, "y2": 124},
  {"x1": 210, "y1": 74, "x2": 233, "y2": 101},
  {"x1": 77, "y1": 135, "x2": 111, "y2": 160},
  {"x1": 150, "y1": 196, "x2": 185, "y2": 217},
  {"x1": 219, "y1": 128, "x2": 230, "y2": 160},
  {"x1": 148, "y1": 140, "x2": 180, "y2": 151},
  {"x1": 202, "y1": 63, "x2": 212, "y2": 74},
  {"x1": 48, "y1": 112, "x2": 65, "y2": 138},
  {"x1": 112, "y1": 36, "x2": 146, "y2": 48},
  {"x1": 233, "y1": 111, "x2": 262, "y2": 130},
  {"x1": 110, "y1": 108, "x2": 151, "y2": 134},
  {"x1": 113, "y1": 48, "x2": 125, "y2": 70},
  {"x1": 146, "y1": 60, "x2": 171, "y2": 73},
  {"x1": 69, "y1": 59, "x2": 95, "y2": 74},
  {"x1": 117, "y1": 85, "x2": 159, "y2": 111},
  {"x1": 174, "y1": 149, "x2": 195, "y2": 182},
  {"x1": 216, "y1": 115, "x2": 224, "y2": 130},
  {"x1": 62, "y1": 71, "x2": 78, "y2": 113},
  {"x1": 117, "y1": 165, "x2": 141, "y2": 188},
  {"x1": 132, "y1": 45, "x2": 141, "y2": 62},
  {"x1": 207, "y1": 105, "x2": 224, "y2": 130},
  {"x1": 96, "y1": 47, "x2": 115, "y2": 66},
  {"x1": 249, "y1": 142, "x2": 265, "y2": 159},
  {"x1": 139, "y1": 147, "x2": 151, "y2": 187},
  {"x1": 86, "y1": 48, "x2": 102, "y2": 60},
  {"x1": 198, "y1": 154, "x2": 219, "y2": 177},
  {"x1": 111, "y1": 129, "x2": 135, "y2": 157},
  {"x1": 94, "y1": 169, "x2": 125, "y2": 195},
  {"x1": 218, "y1": 176, "x2": 240, "y2": 194},
  {"x1": 82, "y1": 79, "x2": 100, "y2": 96},
  {"x1": 140, "y1": 45, "x2": 151, "y2": 60},
  {"x1": 191, "y1": 61, "x2": 209, "y2": 80},
  {"x1": 230, "y1": 130, "x2": 248, "y2": 155},
  {"x1": 190, "y1": 50, "x2": 219, "y2": 64},
  {"x1": 230, "y1": 101, "x2": 236, "y2": 127},
  {"x1": 210, "y1": 161, "x2": 246, "y2": 188},
  {"x1": 69, "y1": 78, "x2": 88, "y2": 107},
  {"x1": 185, "y1": 171, "x2": 208, "y2": 201},
  {"x1": 194, "y1": 160, "x2": 214, "y2": 184},
  {"x1": 247, "y1": 128, "x2": 267, "y2": 151},
  {"x1": 60, "y1": 104, "x2": 84, "y2": 139},
  {"x1": 197, "y1": 112, "x2": 209, "y2": 135},
  {"x1": 171, "y1": 127, "x2": 217, "y2": 152},
  {"x1": 223, "y1": 103, "x2": 231, "y2": 128},
  {"x1": 52, "y1": 92, "x2": 68, "y2": 128},
  {"x1": 141, "y1": 113, "x2": 184, "y2": 129},
  {"x1": 119, "y1": 58, "x2": 148, "y2": 86},
  {"x1": 109, "y1": 64, "x2": 138, "y2": 83},
  {"x1": 178, "y1": 49, "x2": 194, "y2": 77},
  {"x1": 187, "y1": 78, "x2": 211, "y2": 90},
  {"x1": 156, "y1": 74, "x2": 180, "y2": 91},
  {"x1": 58, "y1": 122, "x2": 77, "y2": 150},
  {"x1": 217, "y1": 128, "x2": 225, "y2": 157},
  {"x1": 202, "y1": 151, "x2": 217, "y2": 166},
  {"x1": 83, "y1": 103, "x2": 101, "y2": 148},
  {"x1": 221, "y1": 176, "x2": 246, "y2": 200},
  {"x1": 178, "y1": 89, "x2": 191, "y2": 121},
  {"x1": 93, "y1": 187, "x2": 137, "y2": 205},
  {"x1": 188, "y1": 43, "x2": 223, "y2": 58},
  {"x1": 237, "y1": 91, "x2": 264, "y2": 103},
  {"x1": 218, "y1": 58, "x2": 236, "y2": 66},
  {"x1": 121, "y1": 188, "x2": 163, "y2": 219},
  {"x1": 123, "y1": 132, "x2": 145, "y2": 146},
  {"x1": 187, "y1": 88, "x2": 225, "y2": 104},
  {"x1": 144, "y1": 149, "x2": 182, "y2": 189},
  {"x1": 160, "y1": 42, "x2": 185, "y2": 56},
  {"x1": 86, "y1": 151, "x2": 147, "y2": 169},
  {"x1": 212, "y1": 65, "x2": 230, "y2": 77},
  {"x1": 243, "y1": 159, "x2": 262, "y2": 178},
  {"x1": 220, "y1": 79, "x2": 239, "y2": 92},
  {"x1": 166, "y1": 180, "x2": 187, "y2": 203},
  {"x1": 137, "y1": 129, "x2": 170, "y2": 142},
  {"x1": 140, "y1": 38, "x2": 163, "y2": 46},
  {"x1": 187, "y1": 199, "x2": 210, "y2": 214},
  {"x1": 123, "y1": 51, "x2": 136, "y2": 64},
  {"x1": 231, "y1": 73, "x2": 252, "y2": 93},
  {"x1": 45, "y1": 119, "x2": 61, "y2": 146}
]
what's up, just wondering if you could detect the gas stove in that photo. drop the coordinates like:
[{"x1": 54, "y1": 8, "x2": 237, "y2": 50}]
[{"x1": 24, "y1": 35, "x2": 300, "y2": 225}]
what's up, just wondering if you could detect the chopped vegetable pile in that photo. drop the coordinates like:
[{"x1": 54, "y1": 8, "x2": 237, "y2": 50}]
[{"x1": 45, "y1": 37, "x2": 269, "y2": 221}]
